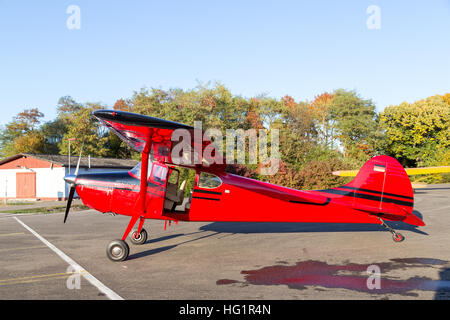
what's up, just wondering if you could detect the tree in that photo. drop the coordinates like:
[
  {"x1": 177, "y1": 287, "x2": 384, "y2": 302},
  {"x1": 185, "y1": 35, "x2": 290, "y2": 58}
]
[
  {"x1": 440, "y1": 93, "x2": 450, "y2": 106},
  {"x1": 113, "y1": 99, "x2": 131, "y2": 112},
  {"x1": 57, "y1": 96, "x2": 83, "y2": 116},
  {"x1": 105, "y1": 132, "x2": 136, "y2": 159},
  {"x1": 278, "y1": 99, "x2": 318, "y2": 169},
  {"x1": 6, "y1": 108, "x2": 44, "y2": 136},
  {"x1": 58, "y1": 105, "x2": 109, "y2": 157},
  {"x1": 39, "y1": 118, "x2": 69, "y2": 154},
  {"x1": 310, "y1": 92, "x2": 336, "y2": 149},
  {"x1": 329, "y1": 89, "x2": 381, "y2": 163},
  {"x1": 7, "y1": 84, "x2": 447, "y2": 189},
  {"x1": 0, "y1": 108, "x2": 47, "y2": 157},
  {"x1": 54, "y1": 97, "x2": 136, "y2": 159},
  {"x1": 265, "y1": 160, "x2": 304, "y2": 190},
  {"x1": 13, "y1": 131, "x2": 47, "y2": 154},
  {"x1": 379, "y1": 95, "x2": 450, "y2": 167},
  {"x1": 297, "y1": 158, "x2": 352, "y2": 190}
]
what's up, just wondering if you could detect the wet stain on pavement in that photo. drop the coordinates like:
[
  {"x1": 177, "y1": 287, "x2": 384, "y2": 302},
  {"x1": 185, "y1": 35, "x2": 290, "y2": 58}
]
[
  {"x1": 217, "y1": 258, "x2": 450, "y2": 297},
  {"x1": 216, "y1": 279, "x2": 240, "y2": 285}
]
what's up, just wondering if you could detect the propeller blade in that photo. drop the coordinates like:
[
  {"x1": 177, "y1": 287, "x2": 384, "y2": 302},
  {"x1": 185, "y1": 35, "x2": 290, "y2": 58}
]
[
  {"x1": 64, "y1": 144, "x2": 82, "y2": 224},
  {"x1": 74, "y1": 144, "x2": 84, "y2": 176},
  {"x1": 64, "y1": 186, "x2": 76, "y2": 224}
]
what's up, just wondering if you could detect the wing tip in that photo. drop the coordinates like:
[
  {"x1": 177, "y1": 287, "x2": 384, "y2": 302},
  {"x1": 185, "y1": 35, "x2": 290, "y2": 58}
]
[{"x1": 93, "y1": 109, "x2": 194, "y2": 130}]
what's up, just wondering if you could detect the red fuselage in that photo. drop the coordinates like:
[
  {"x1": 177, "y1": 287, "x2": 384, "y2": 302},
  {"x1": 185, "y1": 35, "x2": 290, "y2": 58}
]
[{"x1": 74, "y1": 167, "x2": 398, "y2": 226}]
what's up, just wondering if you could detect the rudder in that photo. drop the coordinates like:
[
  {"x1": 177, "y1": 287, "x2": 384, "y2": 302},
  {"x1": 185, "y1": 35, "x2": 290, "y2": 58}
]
[{"x1": 343, "y1": 155, "x2": 424, "y2": 226}]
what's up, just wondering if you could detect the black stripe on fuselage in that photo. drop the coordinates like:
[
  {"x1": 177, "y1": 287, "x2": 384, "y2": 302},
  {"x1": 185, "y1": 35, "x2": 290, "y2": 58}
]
[
  {"x1": 338, "y1": 186, "x2": 414, "y2": 200},
  {"x1": 318, "y1": 189, "x2": 414, "y2": 207},
  {"x1": 289, "y1": 198, "x2": 331, "y2": 206},
  {"x1": 192, "y1": 196, "x2": 220, "y2": 201},
  {"x1": 193, "y1": 189, "x2": 222, "y2": 195}
]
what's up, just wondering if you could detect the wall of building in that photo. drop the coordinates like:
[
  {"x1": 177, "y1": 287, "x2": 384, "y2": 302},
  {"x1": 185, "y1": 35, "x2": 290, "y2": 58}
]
[
  {"x1": 0, "y1": 167, "x2": 66, "y2": 200},
  {"x1": 0, "y1": 168, "x2": 26, "y2": 200},
  {"x1": 0, "y1": 165, "x2": 132, "y2": 201}
]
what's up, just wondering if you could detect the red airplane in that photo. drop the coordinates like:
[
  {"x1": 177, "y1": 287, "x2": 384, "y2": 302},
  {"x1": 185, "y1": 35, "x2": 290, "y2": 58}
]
[{"x1": 63, "y1": 110, "x2": 425, "y2": 262}]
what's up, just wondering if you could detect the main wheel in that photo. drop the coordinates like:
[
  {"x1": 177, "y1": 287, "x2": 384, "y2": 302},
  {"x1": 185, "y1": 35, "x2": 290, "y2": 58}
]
[
  {"x1": 106, "y1": 240, "x2": 129, "y2": 262},
  {"x1": 392, "y1": 232, "x2": 405, "y2": 242},
  {"x1": 129, "y1": 228, "x2": 148, "y2": 245}
]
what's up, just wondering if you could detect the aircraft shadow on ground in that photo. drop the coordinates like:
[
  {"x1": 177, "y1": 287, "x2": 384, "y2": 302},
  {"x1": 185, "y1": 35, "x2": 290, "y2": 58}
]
[
  {"x1": 414, "y1": 186, "x2": 450, "y2": 194},
  {"x1": 127, "y1": 230, "x2": 219, "y2": 260},
  {"x1": 128, "y1": 245, "x2": 177, "y2": 260},
  {"x1": 199, "y1": 210, "x2": 427, "y2": 235},
  {"x1": 127, "y1": 211, "x2": 427, "y2": 260},
  {"x1": 435, "y1": 268, "x2": 450, "y2": 300}
]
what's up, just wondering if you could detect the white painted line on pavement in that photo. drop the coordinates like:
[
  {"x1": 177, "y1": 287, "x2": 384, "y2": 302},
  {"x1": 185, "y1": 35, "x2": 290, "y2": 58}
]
[{"x1": 14, "y1": 217, "x2": 124, "y2": 300}]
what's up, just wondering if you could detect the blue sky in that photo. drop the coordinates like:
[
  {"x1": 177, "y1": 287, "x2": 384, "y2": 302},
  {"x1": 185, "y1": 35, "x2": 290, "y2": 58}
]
[{"x1": 0, "y1": 0, "x2": 449, "y2": 126}]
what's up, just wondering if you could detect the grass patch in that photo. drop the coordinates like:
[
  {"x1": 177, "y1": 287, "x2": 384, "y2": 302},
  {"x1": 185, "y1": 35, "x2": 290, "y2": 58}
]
[
  {"x1": 3, "y1": 204, "x2": 90, "y2": 214},
  {"x1": 0, "y1": 202, "x2": 35, "y2": 206}
]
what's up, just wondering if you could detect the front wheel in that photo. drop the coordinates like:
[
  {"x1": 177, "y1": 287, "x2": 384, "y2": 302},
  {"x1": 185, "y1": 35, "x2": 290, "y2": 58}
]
[
  {"x1": 106, "y1": 240, "x2": 129, "y2": 262},
  {"x1": 130, "y1": 228, "x2": 148, "y2": 245}
]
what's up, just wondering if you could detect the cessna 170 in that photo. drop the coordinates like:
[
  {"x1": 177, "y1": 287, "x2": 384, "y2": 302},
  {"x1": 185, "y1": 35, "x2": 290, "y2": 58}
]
[{"x1": 63, "y1": 110, "x2": 425, "y2": 262}]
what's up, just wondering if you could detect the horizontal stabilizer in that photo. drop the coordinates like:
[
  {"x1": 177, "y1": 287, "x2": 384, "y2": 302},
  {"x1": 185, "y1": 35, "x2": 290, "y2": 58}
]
[{"x1": 352, "y1": 202, "x2": 425, "y2": 226}]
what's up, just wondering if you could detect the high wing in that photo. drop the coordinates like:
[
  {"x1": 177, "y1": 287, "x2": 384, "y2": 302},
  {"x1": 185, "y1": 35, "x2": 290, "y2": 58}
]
[
  {"x1": 93, "y1": 110, "x2": 226, "y2": 172},
  {"x1": 93, "y1": 109, "x2": 192, "y2": 154}
]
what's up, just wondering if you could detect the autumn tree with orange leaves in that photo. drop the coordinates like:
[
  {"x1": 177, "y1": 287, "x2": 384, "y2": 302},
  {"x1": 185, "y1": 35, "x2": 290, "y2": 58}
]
[
  {"x1": 113, "y1": 98, "x2": 131, "y2": 112},
  {"x1": 310, "y1": 92, "x2": 337, "y2": 149},
  {"x1": 0, "y1": 108, "x2": 47, "y2": 157},
  {"x1": 1, "y1": 82, "x2": 448, "y2": 186}
]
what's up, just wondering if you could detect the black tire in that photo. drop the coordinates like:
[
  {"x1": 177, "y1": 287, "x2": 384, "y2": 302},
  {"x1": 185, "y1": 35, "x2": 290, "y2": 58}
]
[
  {"x1": 129, "y1": 228, "x2": 148, "y2": 245},
  {"x1": 106, "y1": 240, "x2": 130, "y2": 262},
  {"x1": 392, "y1": 232, "x2": 405, "y2": 243}
]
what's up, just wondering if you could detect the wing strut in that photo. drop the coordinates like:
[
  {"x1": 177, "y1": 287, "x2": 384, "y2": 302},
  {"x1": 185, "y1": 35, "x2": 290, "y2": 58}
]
[
  {"x1": 139, "y1": 141, "x2": 151, "y2": 214},
  {"x1": 121, "y1": 139, "x2": 152, "y2": 241}
]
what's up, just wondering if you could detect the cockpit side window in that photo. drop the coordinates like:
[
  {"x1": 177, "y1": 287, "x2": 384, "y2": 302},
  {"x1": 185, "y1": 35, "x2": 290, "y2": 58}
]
[
  {"x1": 151, "y1": 163, "x2": 168, "y2": 185},
  {"x1": 198, "y1": 172, "x2": 222, "y2": 189}
]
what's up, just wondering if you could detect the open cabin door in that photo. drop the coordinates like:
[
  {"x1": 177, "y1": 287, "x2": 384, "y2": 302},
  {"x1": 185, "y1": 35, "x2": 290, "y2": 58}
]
[
  {"x1": 162, "y1": 166, "x2": 189, "y2": 213},
  {"x1": 145, "y1": 162, "x2": 168, "y2": 217}
]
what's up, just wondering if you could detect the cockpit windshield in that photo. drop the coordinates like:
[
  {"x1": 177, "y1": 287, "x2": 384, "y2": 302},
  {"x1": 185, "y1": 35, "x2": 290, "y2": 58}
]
[
  {"x1": 130, "y1": 160, "x2": 168, "y2": 185},
  {"x1": 130, "y1": 161, "x2": 152, "y2": 179}
]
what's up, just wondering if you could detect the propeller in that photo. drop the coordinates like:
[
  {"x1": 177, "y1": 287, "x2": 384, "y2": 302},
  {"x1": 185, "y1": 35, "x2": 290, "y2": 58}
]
[{"x1": 63, "y1": 145, "x2": 83, "y2": 223}]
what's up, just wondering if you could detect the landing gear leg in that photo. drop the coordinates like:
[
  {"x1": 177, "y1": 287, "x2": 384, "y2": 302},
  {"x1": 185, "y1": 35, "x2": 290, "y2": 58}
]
[
  {"x1": 378, "y1": 218, "x2": 405, "y2": 242},
  {"x1": 130, "y1": 216, "x2": 148, "y2": 245}
]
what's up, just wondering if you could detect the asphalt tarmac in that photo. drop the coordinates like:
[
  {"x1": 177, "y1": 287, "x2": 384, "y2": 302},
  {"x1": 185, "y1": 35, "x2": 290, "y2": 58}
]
[{"x1": 0, "y1": 184, "x2": 449, "y2": 300}]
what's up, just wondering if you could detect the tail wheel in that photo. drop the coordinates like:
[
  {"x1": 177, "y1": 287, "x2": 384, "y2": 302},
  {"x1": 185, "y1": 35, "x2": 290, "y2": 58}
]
[
  {"x1": 107, "y1": 240, "x2": 129, "y2": 262},
  {"x1": 393, "y1": 233, "x2": 405, "y2": 243},
  {"x1": 130, "y1": 228, "x2": 148, "y2": 245}
]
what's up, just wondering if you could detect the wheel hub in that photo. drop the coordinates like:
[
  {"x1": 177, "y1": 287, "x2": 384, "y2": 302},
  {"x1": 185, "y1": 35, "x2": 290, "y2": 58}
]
[
  {"x1": 111, "y1": 246, "x2": 123, "y2": 257},
  {"x1": 133, "y1": 232, "x2": 141, "y2": 240}
]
